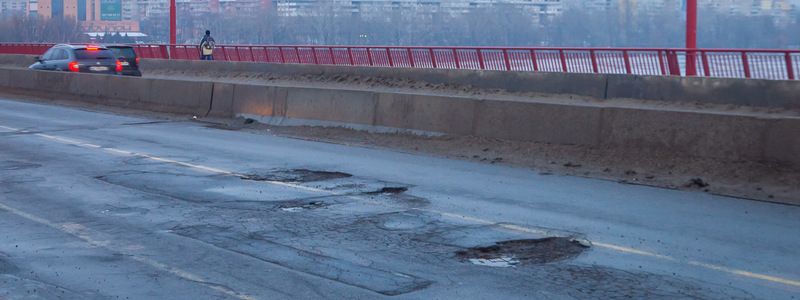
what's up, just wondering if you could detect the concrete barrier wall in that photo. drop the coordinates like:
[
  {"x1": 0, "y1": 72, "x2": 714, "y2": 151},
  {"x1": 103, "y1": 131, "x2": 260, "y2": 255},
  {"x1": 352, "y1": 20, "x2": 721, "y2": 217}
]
[
  {"x1": 605, "y1": 74, "x2": 800, "y2": 110},
  {"x1": 140, "y1": 58, "x2": 800, "y2": 110},
  {"x1": 221, "y1": 79, "x2": 800, "y2": 167},
  {"x1": 1, "y1": 54, "x2": 799, "y2": 110},
  {"x1": 0, "y1": 54, "x2": 36, "y2": 69},
  {"x1": 1, "y1": 67, "x2": 798, "y2": 168},
  {"x1": 0, "y1": 68, "x2": 210, "y2": 115}
]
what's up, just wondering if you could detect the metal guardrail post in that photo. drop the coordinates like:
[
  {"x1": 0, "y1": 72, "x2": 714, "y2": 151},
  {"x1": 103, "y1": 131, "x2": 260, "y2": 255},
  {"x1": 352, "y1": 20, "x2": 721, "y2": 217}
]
[
  {"x1": 366, "y1": 48, "x2": 373, "y2": 66},
  {"x1": 686, "y1": 50, "x2": 697, "y2": 76},
  {"x1": 530, "y1": 49, "x2": 539, "y2": 72},
  {"x1": 347, "y1": 47, "x2": 355, "y2": 66},
  {"x1": 559, "y1": 49, "x2": 568, "y2": 72},
  {"x1": 590, "y1": 50, "x2": 599, "y2": 73},
  {"x1": 429, "y1": 48, "x2": 437, "y2": 69},
  {"x1": 666, "y1": 50, "x2": 681, "y2": 76},
  {"x1": 785, "y1": 52, "x2": 795, "y2": 80},
  {"x1": 477, "y1": 49, "x2": 485, "y2": 70},
  {"x1": 453, "y1": 49, "x2": 460, "y2": 69},
  {"x1": 161, "y1": 45, "x2": 170, "y2": 59},
  {"x1": 657, "y1": 50, "x2": 667, "y2": 75},
  {"x1": 622, "y1": 50, "x2": 632, "y2": 74},
  {"x1": 407, "y1": 48, "x2": 415, "y2": 68},
  {"x1": 503, "y1": 49, "x2": 511, "y2": 71},
  {"x1": 701, "y1": 51, "x2": 711, "y2": 77},
  {"x1": 741, "y1": 52, "x2": 751, "y2": 78}
]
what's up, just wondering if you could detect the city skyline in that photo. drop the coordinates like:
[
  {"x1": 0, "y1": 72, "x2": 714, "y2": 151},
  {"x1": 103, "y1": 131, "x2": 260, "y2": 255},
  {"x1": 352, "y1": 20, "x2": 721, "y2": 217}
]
[{"x1": 0, "y1": 0, "x2": 800, "y2": 45}]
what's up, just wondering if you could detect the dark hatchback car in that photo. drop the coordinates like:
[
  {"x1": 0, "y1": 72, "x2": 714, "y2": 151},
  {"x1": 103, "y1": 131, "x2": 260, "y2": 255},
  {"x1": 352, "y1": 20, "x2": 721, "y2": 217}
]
[
  {"x1": 105, "y1": 45, "x2": 142, "y2": 77},
  {"x1": 30, "y1": 44, "x2": 122, "y2": 75}
]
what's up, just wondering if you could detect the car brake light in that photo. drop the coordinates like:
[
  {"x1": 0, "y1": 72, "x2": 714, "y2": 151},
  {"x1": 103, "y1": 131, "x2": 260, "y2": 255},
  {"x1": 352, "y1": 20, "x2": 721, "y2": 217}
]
[
  {"x1": 115, "y1": 60, "x2": 123, "y2": 72},
  {"x1": 136, "y1": 57, "x2": 140, "y2": 64},
  {"x1": 86, "y1": 46, "x2": 99, "y2": 51},
  {"x1": 68, "y1": 61, "x2": 79, "y2": 72}
]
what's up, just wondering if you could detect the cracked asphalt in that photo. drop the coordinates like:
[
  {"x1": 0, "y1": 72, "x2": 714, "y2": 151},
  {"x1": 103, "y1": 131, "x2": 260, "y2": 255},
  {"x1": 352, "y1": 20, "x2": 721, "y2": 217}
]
[{"x1": 0, "y1": 98, "x2": 798, "y2": 299}]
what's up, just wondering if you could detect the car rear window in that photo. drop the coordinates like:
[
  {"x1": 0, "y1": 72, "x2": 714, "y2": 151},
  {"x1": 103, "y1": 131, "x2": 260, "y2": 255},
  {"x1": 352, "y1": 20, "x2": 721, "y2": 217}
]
[
  {"x1": 109, "y1": 47, "x2": 137, "y2": 59},
  {"x1": 75, "y1": 49, "x2": 115, "y2": 60}
]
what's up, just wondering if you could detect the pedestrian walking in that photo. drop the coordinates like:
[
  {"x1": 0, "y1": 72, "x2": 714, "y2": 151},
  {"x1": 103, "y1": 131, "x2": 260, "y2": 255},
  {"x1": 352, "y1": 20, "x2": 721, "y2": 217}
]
[{"x1": 200, "y1": 30, "x2": 216, "y2": 61}]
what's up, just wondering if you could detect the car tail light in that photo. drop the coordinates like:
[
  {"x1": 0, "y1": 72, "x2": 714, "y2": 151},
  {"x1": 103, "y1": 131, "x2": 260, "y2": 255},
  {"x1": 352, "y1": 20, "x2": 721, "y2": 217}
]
[
  {"x1": 86, "y1": 46, "x2": 99, "y2": 51},
  {"x1": 115, "y1": 60, "x2": 123, "y2": 72},
  {"x1": 68, "y1": 61, "x2": 80, "y2": 72},
  {"x1": 136, "y1": 57, "x2": 140, "y2": 64}
]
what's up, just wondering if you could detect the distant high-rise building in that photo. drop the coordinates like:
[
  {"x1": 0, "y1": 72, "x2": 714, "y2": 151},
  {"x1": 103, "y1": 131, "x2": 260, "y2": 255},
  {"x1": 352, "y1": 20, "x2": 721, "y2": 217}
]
[
  {"x1": 32, "y1": 0, "x2": 142, "y2": 36},
  {"x1": 0, "y1": 0, "x2": 28, "y2": 14},
  {"x1": 271, "y1": 0, "x2": 562, "y2": 17}
]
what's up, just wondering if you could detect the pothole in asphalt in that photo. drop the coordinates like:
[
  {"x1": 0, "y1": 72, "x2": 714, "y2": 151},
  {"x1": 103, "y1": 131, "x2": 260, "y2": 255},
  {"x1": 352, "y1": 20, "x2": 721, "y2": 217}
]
[
  {"x1": 240, "y1": 169, "x2": 352, "y2": 183},
  {"x1": 366, "y1": 186, "x2": 408, "y2": 195},
  {"x1": 100, "y1": 206, "x2": 149, "y2": 217},
  {"x1": 363, "y1": 186, "x2": 428, "y2": 207},
  {"x1": 279, "y1": 200, "x2": 327, "y2": 212},
  {"x1": 456, "y1": 237, "x2": 590, "y2": 267},
  {"x1": 372, "y1": 212, "x2": 431, "y2": 231}
]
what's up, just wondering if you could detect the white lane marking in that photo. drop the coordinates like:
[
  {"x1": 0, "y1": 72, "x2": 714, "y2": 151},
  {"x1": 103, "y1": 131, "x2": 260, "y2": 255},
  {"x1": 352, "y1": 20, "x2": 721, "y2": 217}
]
[
  {"x1": 0, "y1": 201, "x2": 257, "y2": 300},
  {"x1": 3, "y1": 123, "x2": 800, "y2": 289}
]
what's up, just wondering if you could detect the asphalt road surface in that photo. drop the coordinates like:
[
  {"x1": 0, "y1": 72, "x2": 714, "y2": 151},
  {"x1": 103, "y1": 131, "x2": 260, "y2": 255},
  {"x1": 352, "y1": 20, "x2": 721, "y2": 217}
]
[{"x1": 0, "y1": 97, "x2": 798, "y2": 299}]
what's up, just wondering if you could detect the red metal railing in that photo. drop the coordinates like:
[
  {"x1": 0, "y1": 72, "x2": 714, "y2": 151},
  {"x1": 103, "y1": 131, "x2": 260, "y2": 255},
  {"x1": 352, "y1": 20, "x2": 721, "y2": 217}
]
[{"x1": 2, "y1": 43, "x2": 798, "y2": 80}]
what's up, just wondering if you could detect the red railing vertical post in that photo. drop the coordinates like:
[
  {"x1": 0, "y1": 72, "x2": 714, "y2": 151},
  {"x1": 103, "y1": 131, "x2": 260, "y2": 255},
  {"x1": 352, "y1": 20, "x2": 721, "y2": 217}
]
[
  {"x1": 590, "y1": 49, "x2": 599, "y2": 73},
  {"x1": 429, "y1": 48, "x2": 437, "y2": 69},
  {"x1": 249, "y1": 46, "x2": 255, "y2": 62},
  {"x1": 666, "y1": 50, "x2": 680, "y2": 75},
  {"x1": 329, "y1": 47, "x2": 335, "y2": 65},
  {"x1": 219, "y1": 46, "x2": 227, "y2": 61},
  {"x1": 453, "y1": 49, "x2": 460, "y2": 69},
  {"x1": 686, "y1": 0, "x2": 698, "y2": 76},
  {"x1": 503, "y1": 49, "x2": 511, "y2": 71},
  {"x1": 407, "y1": 48, "x2": 415, "y2": 68},
  {"x1": 701, "y1": 50, "x2": 711, "y2": 77},
  {"x1": 347, "y1": 47, "x2": 355, "y2": 66},
  {"x1": 311, "y1": 47, "x2": 318, "y2": 64},
  {"x1": 169, "y1": 0, "x2": 176, "y2": 45},
  {"x1": 160, "y1": 45, "x2": 169, "y2": 59},
  {"x1": 786, "y1": 52, "x2": 796, "y2": 80},
  {"x1": 366, "y1": 48, "x2": 373, "y2": 66},
  {"x1": 278, "y1": 47, "x2": 285, "y2": 63},
  {"x1": 559, "y1": 49, "x2": 568, "y2": 72},
  {"x1": 477, "y1": 49, "x2": 485, "y2": 70},
  {"x1": 622, "y1": 50, "x2": 632, "y2": 74},
  {"x1": 657, "y1": 50, "x2": 667, "y2": 75},
  {"x1": 741, "y1": 51, "x2": 751, "y2": 78},
  {"x1": 387, "y1": 48, "x2": 394, "y2": 67},
  {"x1": 530, "y1": 49, "x2": 539, "y2": 72},
  {"x1": 294, "y1": 46, "x2": 300, "y2": 63}
]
